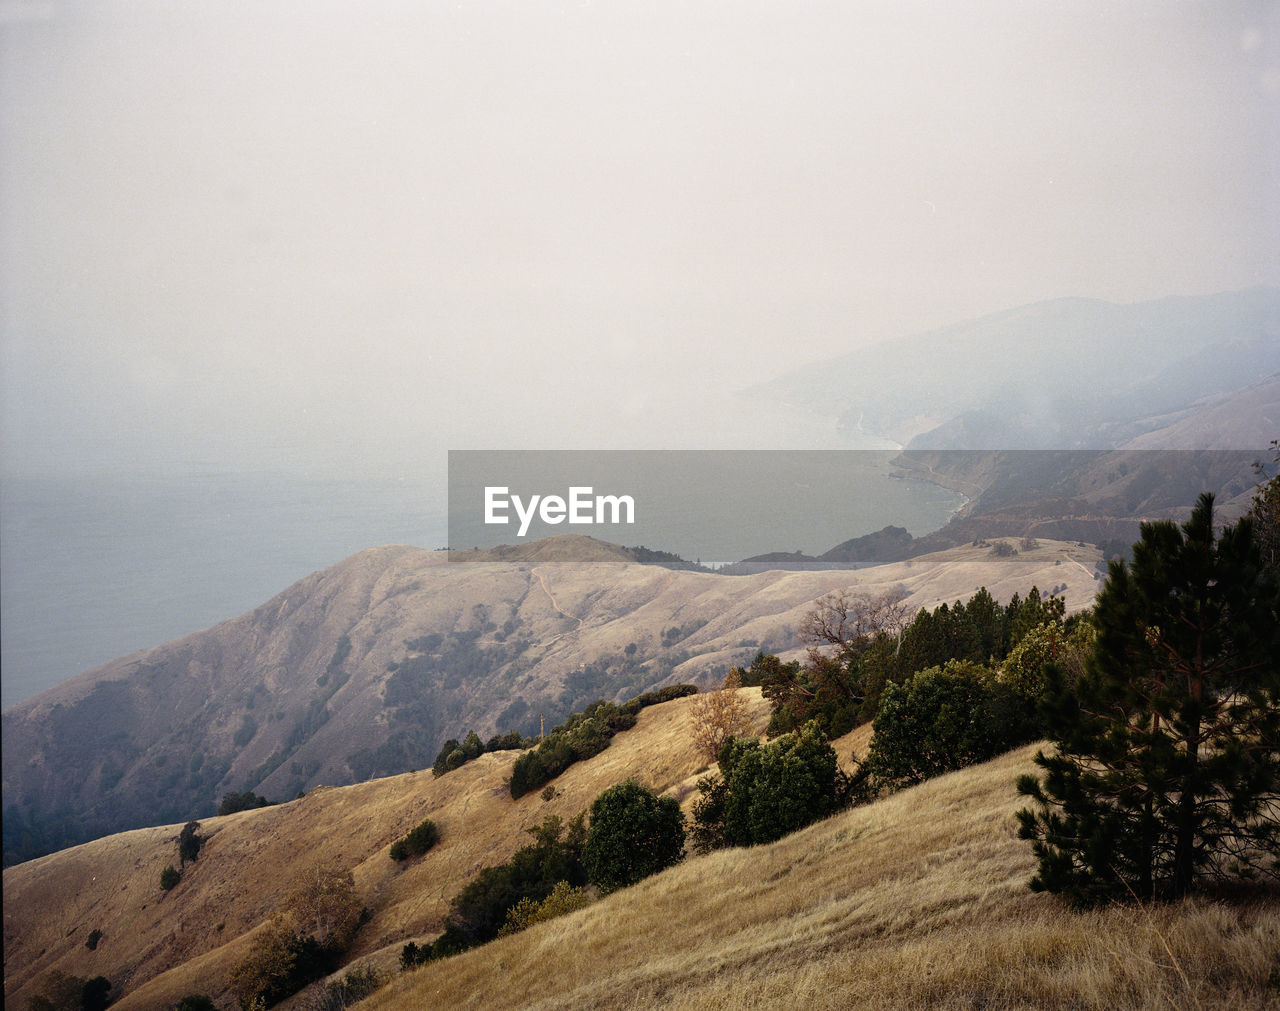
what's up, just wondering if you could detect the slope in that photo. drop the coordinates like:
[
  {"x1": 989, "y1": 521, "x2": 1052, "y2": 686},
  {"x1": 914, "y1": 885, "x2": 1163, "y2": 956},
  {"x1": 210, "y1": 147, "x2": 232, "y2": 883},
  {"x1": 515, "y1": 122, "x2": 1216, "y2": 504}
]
[
  {"x1": 2, "y1": 537, "x2": 1102, "y2": 863},
  {"x1": 364, "y1": 744, "x2": 1280, "y2": 1011},
  {"x1": 2, "y1": 690, "x2": 775, "y2": 1009},
  {"x1": 747, "y1": 288, "x2": 1280, "y2": 449}
]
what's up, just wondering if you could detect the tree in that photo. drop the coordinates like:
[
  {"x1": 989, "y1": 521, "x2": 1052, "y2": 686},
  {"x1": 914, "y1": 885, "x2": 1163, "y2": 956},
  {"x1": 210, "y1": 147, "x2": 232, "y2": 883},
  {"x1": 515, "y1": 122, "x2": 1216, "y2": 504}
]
[
  {"x1": 690, "y1": 668, "x2": 753, "y2": 763},
  {"x1": 700, "y1": 722, "x2": 842, "y2": 848},
  {"x1": 1249, "y1": 439, "x2": 1279, "y2": 569},
  {"x1": 284, "y1": 863, "x2": 363, "y2": 953},
  {"x1": 583, "y1": 780, "x2": 685, "y2": 892},
  {"x1": 1017, "y1": 493, "x2": 1280, "y2": 905},
  {"x1": 178, "y1": 820, "x2": 203, "y2": 867},
  {"x1": 389, "y1": 818, "x2": 439, "y2": 862},
  {"x1": 869, "y1": 661, "x2": 1037, "y2": 789}
]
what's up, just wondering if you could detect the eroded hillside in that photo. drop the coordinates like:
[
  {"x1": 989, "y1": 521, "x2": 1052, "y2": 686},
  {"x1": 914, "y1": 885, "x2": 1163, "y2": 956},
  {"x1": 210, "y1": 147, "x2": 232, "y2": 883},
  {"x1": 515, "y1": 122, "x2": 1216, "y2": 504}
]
[{"x1": 2, "y1": 537, "x2": 1101, "y2": 862}]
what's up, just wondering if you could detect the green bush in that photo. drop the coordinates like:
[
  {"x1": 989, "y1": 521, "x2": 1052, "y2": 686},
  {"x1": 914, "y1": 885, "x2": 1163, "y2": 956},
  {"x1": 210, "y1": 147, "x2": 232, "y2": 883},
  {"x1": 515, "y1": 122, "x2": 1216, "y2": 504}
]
[
  {"x1": 583, "y1": 780, "x2": 685, "y2": 892},
  {"x1": 498, "y1": 880, "x2": 593, "y2": 936},
  {"x1": 389, "y1": 818, "x2": 439, "y2": 862},
  {"x1": 160, "y1": 864, "x2": 181, "y2": 891},
  {"x1": 694, "y1": 722, "x2": 843, "y2": 850},
  {"x1": 447, "y1": 814, "x2": 586, "y2": 946},
  {"x1": 868, "y1": 661, "x2": 1038, "y2": 789},
  {"x1": 217, "y1": 791, "x2": 274, "y2": 816}
]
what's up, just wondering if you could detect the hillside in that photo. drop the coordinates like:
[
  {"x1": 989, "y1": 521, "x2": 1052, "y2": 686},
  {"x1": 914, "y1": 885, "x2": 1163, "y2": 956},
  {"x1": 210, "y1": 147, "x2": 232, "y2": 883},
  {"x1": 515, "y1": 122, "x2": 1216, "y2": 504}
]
[
  {"x1": 2, "y1": 537, "x2": 1102, "y2": 864},
  {"x1": 363, "y1": 742, "x2": 1280, "y2": 1011},
  {"x1": 1, "y1": 690, "x2": 775, "y2": 1009},
  {"x1": 7, "y1": 690, "x2": 1276, "y2": 1009},
  {"x1": 746, "y1": 288, "x2": 1280, "y2": 449}
]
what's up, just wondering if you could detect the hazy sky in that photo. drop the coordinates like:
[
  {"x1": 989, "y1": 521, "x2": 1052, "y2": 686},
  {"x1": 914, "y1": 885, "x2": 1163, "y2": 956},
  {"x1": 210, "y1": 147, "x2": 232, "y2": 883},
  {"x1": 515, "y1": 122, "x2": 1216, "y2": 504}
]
[{"x1": 2, "y1": 0, "x2": 1277, "y2": 477}]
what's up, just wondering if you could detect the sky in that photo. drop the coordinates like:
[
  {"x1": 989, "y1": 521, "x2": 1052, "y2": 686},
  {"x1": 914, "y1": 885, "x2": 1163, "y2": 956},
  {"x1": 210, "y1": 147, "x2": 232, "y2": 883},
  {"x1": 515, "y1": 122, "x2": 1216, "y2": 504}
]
[{"x1": 2, "y1": 0, "x2": 1277, "y2": 478}]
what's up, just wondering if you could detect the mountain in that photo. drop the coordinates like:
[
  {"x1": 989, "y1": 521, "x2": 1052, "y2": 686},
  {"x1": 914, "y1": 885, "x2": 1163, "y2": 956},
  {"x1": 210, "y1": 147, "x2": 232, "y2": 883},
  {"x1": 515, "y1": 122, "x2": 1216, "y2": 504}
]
[
  {"x1": 2, "y1": 537, "x2": 1104, "y2": 865},
  {"x1": 5, "y1": 692, "x2": 1274, "y2": 1009},
  {"x1": 746, "y1": 288, "x2": 1280, "y2": 449}
]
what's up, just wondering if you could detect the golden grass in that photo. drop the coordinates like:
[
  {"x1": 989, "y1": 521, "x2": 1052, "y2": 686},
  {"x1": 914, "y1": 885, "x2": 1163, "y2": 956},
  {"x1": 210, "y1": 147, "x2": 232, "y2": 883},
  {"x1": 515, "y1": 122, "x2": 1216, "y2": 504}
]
[
  {"x1": 9, "y1": 672, "x2": 1276, "y2": 1010},
  {"x1": 361, "y1": 744, "x2": 1280, "y2": 1010},
  {"x1": 2, "y1": 691, "x2": 773, "y2": 1009}
]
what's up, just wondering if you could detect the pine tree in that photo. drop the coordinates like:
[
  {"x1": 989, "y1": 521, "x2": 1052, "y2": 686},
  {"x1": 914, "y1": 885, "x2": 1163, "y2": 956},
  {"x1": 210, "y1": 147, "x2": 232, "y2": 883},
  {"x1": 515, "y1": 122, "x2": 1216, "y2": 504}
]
[{"x1": 1017, "y1": 493, "x2": 1280, "y2": 905}]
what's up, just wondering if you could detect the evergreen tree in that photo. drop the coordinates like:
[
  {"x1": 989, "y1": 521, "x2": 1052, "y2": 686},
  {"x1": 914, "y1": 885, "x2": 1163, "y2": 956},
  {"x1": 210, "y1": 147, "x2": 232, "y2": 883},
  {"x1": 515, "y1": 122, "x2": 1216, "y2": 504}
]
[{"x1": 1017, "y1": 493, "x2": 1280, "y2": 905}]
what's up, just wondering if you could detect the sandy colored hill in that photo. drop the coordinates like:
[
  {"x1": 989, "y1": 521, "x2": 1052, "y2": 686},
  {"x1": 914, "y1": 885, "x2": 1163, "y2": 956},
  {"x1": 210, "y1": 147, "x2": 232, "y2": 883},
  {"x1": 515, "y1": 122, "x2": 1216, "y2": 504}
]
[
  {"x1": 2, "y1": 537, "x2": 1102, "y2": 863},
  {"x1": 2, "y1": 690, "x2": 775, "y2": 1009}
]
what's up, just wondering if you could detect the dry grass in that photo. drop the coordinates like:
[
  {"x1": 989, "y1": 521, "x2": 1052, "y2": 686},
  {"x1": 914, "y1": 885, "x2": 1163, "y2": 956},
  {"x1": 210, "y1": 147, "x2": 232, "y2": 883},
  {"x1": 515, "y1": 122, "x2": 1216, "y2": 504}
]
[
  {"x1": 9, "y1": 617, "x2": 1276, "y2": 1009},
  {"x1": 361, "y1": 744, "x2": 1280, "y2": 1011},
  {"x1": 2, "y1": 692, "x2": 773, "y2": 1010}
]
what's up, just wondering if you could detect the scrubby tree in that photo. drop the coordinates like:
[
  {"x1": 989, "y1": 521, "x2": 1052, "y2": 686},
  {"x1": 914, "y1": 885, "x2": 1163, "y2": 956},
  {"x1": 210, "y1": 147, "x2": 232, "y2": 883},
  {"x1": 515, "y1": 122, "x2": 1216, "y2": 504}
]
[
  {"x1": 284, "y1": 862, "x2": 363, "y2": 953},
  {"x1": 159, "y1": 864, "x2": 181, "y2": 891},
  {"x1": 690, "y1": 668, "x2": 753, "y2": 763},
  {"x1": 1017, "y1": 493, "x2": 1280, "y2": 905},
  {"x1": 227, "y1": 915, "x2": 298, "y2": 1010},
  {"x1": 448, "y1": 814, "x2": 586, "y2": 945},
  {"x1": 583, "y1": 780, "x2": 685, "y2": 892},
  {"x1": 178, "y1": 820, "x2": 203, "y2": 867}
]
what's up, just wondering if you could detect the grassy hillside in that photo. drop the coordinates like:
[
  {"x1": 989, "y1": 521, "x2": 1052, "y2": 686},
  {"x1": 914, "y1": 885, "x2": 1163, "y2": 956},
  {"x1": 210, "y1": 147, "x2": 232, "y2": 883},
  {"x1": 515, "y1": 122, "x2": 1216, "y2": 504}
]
[
  {"x1": 7, "y1": 684, "x2": 1277, "y2": 1009},
  {"x1": 3, "y1": 691, "x2": 776, "y2": 1008},
  {"x1": 364, "y1": 744, "x2": 1280, "y2": 1011},
  {"x1": 3, "y1": 537, "x2": 1102, "y2": 863}
]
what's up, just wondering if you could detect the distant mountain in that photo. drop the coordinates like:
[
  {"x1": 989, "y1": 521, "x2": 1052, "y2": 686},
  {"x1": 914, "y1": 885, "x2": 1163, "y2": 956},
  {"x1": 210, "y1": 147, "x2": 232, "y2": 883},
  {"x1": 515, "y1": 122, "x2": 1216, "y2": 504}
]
[
  {"x1": 746, "y1": 288, "x2": 1280, "y2": 449},
  {"x1": 1, "y1": 536, "x2": 1104, "y2": 865}
]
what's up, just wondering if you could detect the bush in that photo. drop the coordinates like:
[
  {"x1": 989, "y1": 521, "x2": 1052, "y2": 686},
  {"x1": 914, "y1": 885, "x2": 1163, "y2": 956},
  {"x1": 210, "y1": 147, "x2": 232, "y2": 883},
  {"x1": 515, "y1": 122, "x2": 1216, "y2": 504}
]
[
  {"x1": 868, "y1": 661, "x2": 1039, "y2": 789},
  {"x1": 693, "y1": 723, "x2": 843, "y2": 851},
  {"x1": 722, "y1": 723, "x2": 841, "y2": 846},
  {"x1": 85, "y1": 928, "x2": 103, "y2": 950},
  {"x1": 160, "y1": 864, "x2": 181, "y2": 891},
  {"x1": 447, "y1": 814, "x2": 586, "y2": 946},
  {"x1": 498, "y1": 880, "x2": 593, "y2": 936},
  {"x1": 218, "y1": 791, "x2": 274, "y2": 816},
  {"x1": 315, "y1": 965, "x2": 385, "y2": 1010},
  {"x1": 176, "y1": 997, "x2": 217, "y2": 1011},
  {"x1": 583, "y1": 780, "x2": 685, "y2": 892},
  {"x1": 178, "y1": 820, "x2": 203, "y2": 866},
  {"x1": 389, "y1": 818, "x2": 439, "y2": 862}
]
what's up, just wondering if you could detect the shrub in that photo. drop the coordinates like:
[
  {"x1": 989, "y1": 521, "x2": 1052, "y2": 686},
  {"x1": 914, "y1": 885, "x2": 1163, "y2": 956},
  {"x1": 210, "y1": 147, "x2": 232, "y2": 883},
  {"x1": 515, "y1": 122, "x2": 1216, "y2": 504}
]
[
  {"x1": 583, "y1": 780, "x2": 685, "y2": 892},
  {"x1": 389, "y1": 818, "x2": 439, "y2": 862},
  {"x1": 448, "y1": 814, "x2": 586, "y2": 946},
  {"x1": 160, "y1": 864, "x2": 181, "y2": 891},
  {"x1": 85, "y1": 927, "x2": 103, "y2": 950},
  {"x1": 316, "y1": 966, "x2": 385, "y2": 1010},
  {"x1": 498, "y1": 880, "x2": 593, "y2": 936},
  {"x1": 724, "y1": 722, "x2": 841, "y2": 846},
  {"x1": 693, "y1": 722, "x2": 843, "y2": 851},
  {"x1": 869, "y1": 661, "x2": 1038, "y2": 789},
  {"x1": 178, "y1": 820, "x2": 203, "y2": 866},
  {"x1": 176, "y1": 997, "x2": 217, "y2": 1011},
  {"x1": 218, "y1": 791, "x2": 274, "y2": 816}
]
